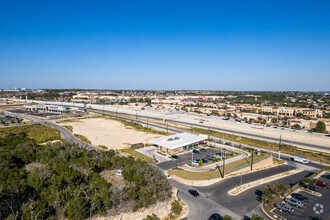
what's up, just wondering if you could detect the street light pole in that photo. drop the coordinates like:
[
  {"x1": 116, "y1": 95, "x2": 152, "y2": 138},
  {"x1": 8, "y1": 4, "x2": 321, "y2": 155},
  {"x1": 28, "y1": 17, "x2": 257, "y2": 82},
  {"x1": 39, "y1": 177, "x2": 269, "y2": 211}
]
[
  {"x1": 240, "y1": 167, "x2": 243, "y2": 190},
  {"x1": 278, "y1": 135, "x2": 282, "y2": 160}
]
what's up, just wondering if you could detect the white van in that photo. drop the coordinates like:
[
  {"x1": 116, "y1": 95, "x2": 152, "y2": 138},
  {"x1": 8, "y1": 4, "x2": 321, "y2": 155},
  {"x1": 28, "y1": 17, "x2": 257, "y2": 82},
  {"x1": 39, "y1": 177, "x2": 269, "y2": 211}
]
[{"x1": 293, "y1": 156, "x2": 309, "y2": 164}]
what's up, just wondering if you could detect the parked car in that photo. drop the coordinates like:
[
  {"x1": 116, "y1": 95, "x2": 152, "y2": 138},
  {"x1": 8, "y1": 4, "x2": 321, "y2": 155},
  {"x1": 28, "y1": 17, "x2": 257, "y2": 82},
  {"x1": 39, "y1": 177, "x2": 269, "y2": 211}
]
[
  {"x1": 215, "y1": 153, "x2": 223, "y2": 159},
  {"x1": 206, "y1": 155, "x2": 214, "y2": 160},
  {"x1": 116, "y1": 170, "x2": 122, "y2": 176},
  {"x1": 291, "y1": 193, "x2": 309, "y2": 202},
  {"x1": 201, "y1": 158, "x2": 208, "y2": 163},
  {"x1": 321, "y1": 173, "x2": 330, "y2": 179},
  {"x1": 274, "y1": 203, "x2": 294, "y2": 213},
  {"x1": 193, "y1": 149, "x2": 200, "y2": 154},
  {"x1": 302, "y1": 184, "x2": 319, "y2": 192},
  {"x1": 315, "y1": 179, "x2": 329, "y2": 189},
  {"x1": 188, "y1": 189, "x2": 199, "y2": 197},
  {"x1": 209, "y1": 213, "x2": 222, "y2": 220},
  {"x1": 192, "y1": 160, "x2": 200, "y2": 166},
  {"x1": 284, "y1": 198, "x2": 303, "y2": 208},
  {"x1": 171, "y1": 155, "x2": 178, "y2": 159},
  {"x1": 200, "y1": 148, "x2": 206, "y2": 152}
]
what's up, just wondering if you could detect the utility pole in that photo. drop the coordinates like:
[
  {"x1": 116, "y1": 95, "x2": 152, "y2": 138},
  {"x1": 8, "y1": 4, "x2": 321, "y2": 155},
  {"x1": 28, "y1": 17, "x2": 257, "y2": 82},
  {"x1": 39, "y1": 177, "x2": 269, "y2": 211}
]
[
  {"x1": 147, "y1": 118, "x2": 148, "y2": 128},
  {"x1": 222, "y1": 154, "x2": 226, "y2": 178},
  {"x1": 278, "y1": 135, "x2": 281, "y2": 160},
  {"x1": 251, "y1": 148, "x2": 254, "y2": 171},
  {"x1": 192, "y1": 152, "x2": 194, "y2": 165},
  {"x1": 208, "y1": 127, "x2": 210, "y2": 140},
  {"x1": 103, "y1": 105, "x2": 104, "y2": 116},
  {"x1": 135, "y1": 110, "x2": 138, "y2": 121}
]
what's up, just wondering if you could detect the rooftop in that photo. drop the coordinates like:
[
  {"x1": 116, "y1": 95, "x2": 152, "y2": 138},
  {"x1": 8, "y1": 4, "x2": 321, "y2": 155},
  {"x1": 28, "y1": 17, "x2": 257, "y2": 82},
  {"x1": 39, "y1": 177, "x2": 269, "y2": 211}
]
[{"x1": 150, "y1": 132, "x2": 208, "y2": 150}]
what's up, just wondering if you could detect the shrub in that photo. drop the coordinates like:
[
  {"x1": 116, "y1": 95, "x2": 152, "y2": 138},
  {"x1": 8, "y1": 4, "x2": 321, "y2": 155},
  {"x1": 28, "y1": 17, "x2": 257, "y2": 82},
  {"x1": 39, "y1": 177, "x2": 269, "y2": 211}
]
[
  {"x1": 171, "y1": 200, "x2": 182, "y2": 216},
  {"x1": 251, "y1": 214, "x2": 265, "y2": 220},
  {"x1": 223, "y1": 215, "x2": 232, "y2": 220}
]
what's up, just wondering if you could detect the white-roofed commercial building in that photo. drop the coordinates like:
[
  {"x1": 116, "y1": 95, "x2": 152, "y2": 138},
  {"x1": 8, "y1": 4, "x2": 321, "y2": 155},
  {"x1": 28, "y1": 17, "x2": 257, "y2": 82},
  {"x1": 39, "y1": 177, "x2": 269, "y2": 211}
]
[{"x1": 150, "y1": 132, "x2": 208, "y2": 154}]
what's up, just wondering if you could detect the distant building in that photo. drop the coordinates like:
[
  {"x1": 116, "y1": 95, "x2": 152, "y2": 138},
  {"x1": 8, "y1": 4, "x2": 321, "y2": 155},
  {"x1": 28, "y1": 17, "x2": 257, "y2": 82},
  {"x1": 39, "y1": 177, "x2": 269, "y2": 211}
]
[{"x1": 23, "y1": 104, "x2": 71, "y2": 114}]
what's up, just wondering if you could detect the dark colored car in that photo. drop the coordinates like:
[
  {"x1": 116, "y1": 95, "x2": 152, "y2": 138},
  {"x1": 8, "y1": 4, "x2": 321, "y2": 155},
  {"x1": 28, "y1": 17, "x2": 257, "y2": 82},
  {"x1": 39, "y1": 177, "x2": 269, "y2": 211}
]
[
  {"x1": 202, "y1": 158, "x2": 209, "y2": 163},
  {"x1": 321, "y1": 173, "x2": 330, "y2": 179},
  {"x1": 205, "y1": 155, "x2": 214, "y2": 160},
  {"x1": 209, "y1": 213, "x2": 222, "y2": 220},
  {"x1": 291, "y1": 193, "x2": 309, "y2": 202},
  {"x1": 188, "y1": 189, "x2": 199, "y2": 197},
  {"x1": 193, "y1": 149, "x2": 200, "y2": 154},
  {"x1": 200, "y1": 148, "x2": 206, "y2": 152},
  {"x1": 315, "y1": 179, "x2": 329, "y2": 189},
  {"x1": 171, "y1": 155, "x2": 178, "y2": 159},
  {"x1": 302, "y1": 184, "x2": 319, "y2": 192}
]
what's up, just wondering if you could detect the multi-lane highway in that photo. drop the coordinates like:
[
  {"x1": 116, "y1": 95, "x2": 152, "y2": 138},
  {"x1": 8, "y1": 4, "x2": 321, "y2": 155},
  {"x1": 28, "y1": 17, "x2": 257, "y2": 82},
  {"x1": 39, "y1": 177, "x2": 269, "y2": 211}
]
[{"x1": 8, "y1": 99, "x2": 330, "y2": 153}]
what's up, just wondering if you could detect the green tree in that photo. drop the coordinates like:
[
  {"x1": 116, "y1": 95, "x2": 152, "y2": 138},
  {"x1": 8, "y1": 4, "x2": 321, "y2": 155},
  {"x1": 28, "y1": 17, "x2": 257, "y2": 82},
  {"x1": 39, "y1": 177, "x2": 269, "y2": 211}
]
[
  {"x1": 271, "y1": 117, "x2": 278, "y2": 123},
  {"x1": 198, "y1": 159, "x2": 203, "y2": 166},
  {"x1": 257, "y1": 117, "x2": 262, "y2": 122},
  {"x1": 292, "y1": 124, "x2": 301, "y2": 130},
  {"x1": 315, "y1": 121, "x2": 326, "y2": 133},
  {"x1": 250, "y1": 214, "x2": 265, "y2": 220},
  {"x1": 296, "y1": 112, "x2": 304, "y2": 118},
  {"x1": 66, "y1": 194, "x2": 89, "y2": 220}
]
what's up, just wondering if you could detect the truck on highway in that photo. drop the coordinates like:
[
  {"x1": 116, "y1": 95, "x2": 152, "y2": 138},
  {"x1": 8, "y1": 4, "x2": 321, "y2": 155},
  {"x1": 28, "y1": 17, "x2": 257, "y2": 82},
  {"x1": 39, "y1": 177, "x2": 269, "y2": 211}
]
[
  {"x1": 293, "y1": 156, "x2": 309, "y2": 164},
  {"x1": 252, "y1": 125, "x2": 264, "y2": 129}
]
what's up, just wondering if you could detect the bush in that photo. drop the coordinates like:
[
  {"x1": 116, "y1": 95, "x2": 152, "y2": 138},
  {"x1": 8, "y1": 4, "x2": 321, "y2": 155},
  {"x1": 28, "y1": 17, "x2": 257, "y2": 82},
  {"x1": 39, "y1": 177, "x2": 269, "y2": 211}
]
[
  {"x1": 171, "y1": 200, "x2": 182, "y2": 216},
  {"x1": 143, "y1": 214, "x2": 160, "y2": 220},
  {"x1": 251, "y1": 214, "x2": 265, "y2": 220},
  {"x1": 223, "y1": 215, "x2": 232, "y2": 220}
]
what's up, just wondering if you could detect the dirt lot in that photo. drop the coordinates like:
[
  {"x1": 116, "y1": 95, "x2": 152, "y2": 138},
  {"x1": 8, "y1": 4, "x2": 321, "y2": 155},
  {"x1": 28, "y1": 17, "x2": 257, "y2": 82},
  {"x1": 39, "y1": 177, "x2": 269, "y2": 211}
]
[{"x1": 61, "y1": 117, "x2": 163, "y2": 150}]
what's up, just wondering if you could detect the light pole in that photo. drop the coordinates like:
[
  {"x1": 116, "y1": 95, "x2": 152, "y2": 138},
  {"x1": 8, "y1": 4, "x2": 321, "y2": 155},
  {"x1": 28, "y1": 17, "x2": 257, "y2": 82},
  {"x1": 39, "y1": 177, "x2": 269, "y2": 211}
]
[{"x1": 278, "y1": 135, "x2": 282, "y2": 160}]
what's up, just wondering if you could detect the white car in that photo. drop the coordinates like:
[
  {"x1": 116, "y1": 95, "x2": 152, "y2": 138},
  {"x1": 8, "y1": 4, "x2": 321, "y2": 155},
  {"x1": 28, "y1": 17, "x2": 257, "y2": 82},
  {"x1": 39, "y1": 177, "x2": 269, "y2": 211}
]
[
  {"x1": 116, "y1": 170, "x2": 122, "y2": 176},
  {"x1": 166, "y1": 174, "x2": 171, "y2": 179},
  {"x1": 192, "y1": 160, "x2": 199, "y2": 166}
]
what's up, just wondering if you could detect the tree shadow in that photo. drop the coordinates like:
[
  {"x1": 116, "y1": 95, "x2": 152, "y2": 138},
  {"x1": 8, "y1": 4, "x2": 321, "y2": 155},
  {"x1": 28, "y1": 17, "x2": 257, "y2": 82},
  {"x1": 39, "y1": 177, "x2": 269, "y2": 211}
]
[{"x1": 255, "y1": 189, "x2": 263, "y2": 202}]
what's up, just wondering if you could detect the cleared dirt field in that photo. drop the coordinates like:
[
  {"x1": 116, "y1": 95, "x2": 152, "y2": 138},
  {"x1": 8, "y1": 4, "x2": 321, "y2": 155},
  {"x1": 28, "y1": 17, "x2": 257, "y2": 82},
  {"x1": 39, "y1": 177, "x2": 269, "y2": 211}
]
[{"x1": 61, "y1": 117, "x2": 162, "y2": 150}]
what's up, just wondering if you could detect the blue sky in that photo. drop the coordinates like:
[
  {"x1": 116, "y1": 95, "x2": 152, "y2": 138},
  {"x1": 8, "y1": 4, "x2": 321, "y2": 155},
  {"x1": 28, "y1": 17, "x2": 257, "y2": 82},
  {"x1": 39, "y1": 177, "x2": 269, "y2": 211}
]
[{"x1": 0, "y1": 0, "x2": 330, "y2": 91}]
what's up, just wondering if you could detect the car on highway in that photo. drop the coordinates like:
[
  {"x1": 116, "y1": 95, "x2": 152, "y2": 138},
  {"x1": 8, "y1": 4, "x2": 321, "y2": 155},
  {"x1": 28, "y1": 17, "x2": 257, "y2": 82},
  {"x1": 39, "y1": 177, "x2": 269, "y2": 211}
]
[
  {"x1": 315, "y1": 179, "x2": 329, "y2": 189},
  {"x1": 284, "y1": 198, "x2": 303, "y2": 208},
  {"x1": 274, "y1": 203, "x2": 294, "y2": 213},
  {"x1": 291, "y1": 193, "x2": 309, "y2": 202},
  {"x1": 209, "y1": 213, "x2": 222, "y2": 220},
  {"x1": 321, "y1": 173, "x2": 330, "y2": 179},
  {"x1": 205, "y1": 155, "x2": 214, "y2": 160},
  {"x1": 188, "y1": 189, "x2": 199, "y2": 197},
  {"x1": 171, "y1": 155, "x2": 179, "y2": 159},
  {"x1": 302, "y1": 184, "x2": 319, "y2": 192},
  {"x1": 193, "y1": 149, "x2": 200, "y2": 154},
  {"x1": 273, "y1": 126, "x2": 278, "y2": 128},
  {"x1": 201, "y1": 158, "x2": 208, "y2": 163}
]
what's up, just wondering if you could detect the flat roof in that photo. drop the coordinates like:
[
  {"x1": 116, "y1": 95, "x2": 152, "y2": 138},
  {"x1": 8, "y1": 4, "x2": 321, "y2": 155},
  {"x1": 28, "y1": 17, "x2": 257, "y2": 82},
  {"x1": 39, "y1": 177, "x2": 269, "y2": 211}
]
[{"x1": 150, "y1": 132, "x2": 208, "y2": 150}]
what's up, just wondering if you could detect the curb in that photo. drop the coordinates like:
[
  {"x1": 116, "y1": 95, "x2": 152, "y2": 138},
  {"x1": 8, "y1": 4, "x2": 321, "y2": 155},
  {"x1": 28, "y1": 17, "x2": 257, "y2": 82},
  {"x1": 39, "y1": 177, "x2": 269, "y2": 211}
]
[{"x1": 261, "y1": 202, "x2": 276, "y2": 220}]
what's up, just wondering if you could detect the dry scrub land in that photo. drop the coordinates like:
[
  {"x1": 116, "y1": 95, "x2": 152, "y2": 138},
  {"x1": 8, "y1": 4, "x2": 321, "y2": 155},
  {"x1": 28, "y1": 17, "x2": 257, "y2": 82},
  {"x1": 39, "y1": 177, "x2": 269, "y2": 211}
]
[{"x1": 60, "y1": 117, "x2": 163, "y2": 150}]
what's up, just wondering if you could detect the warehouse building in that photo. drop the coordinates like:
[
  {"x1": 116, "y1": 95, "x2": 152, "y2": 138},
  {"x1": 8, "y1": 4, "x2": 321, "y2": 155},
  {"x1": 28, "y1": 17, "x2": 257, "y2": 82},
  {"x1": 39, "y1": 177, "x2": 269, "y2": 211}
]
[
  {"x1": 150, "y1": 132, "x2": 208, "y2": 154},
  {"x1": 23, "y1": 104, "x2": 71, "y2": 114}
]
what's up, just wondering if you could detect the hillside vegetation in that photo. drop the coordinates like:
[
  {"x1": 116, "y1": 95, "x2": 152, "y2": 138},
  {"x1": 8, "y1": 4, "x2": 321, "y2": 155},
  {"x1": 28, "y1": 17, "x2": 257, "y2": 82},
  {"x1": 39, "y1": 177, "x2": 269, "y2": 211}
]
[
  {"x1": 0, "y1": 124, "x2": 61, "y2": 143},
  {"x1": 0, "y1": 132, "x2": 171, "y2": 220}
]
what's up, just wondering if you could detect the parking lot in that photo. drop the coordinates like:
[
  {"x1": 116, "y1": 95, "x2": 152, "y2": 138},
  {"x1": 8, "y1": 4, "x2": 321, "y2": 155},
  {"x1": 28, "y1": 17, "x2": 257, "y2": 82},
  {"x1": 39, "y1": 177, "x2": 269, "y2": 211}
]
[
  {"x1": 271, "y1": 174, "x2": 329, "y2": 220},
  {"x1": 157, "y1": 147, "x2": 223, "y2": 170}
]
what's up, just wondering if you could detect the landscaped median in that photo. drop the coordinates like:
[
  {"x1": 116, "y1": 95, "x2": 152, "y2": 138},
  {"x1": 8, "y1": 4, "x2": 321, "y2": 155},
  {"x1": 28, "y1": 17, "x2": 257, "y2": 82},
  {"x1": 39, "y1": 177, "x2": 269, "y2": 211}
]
[
  {"x1": 168, "y1": 154, "x2": 279, "y2": 186},
  {"x1": 120, "y1": 148, "x2": 154, "y2": 163},
  {"x1": 228, "y1": 168, "x2": 303, "y2": 195}
]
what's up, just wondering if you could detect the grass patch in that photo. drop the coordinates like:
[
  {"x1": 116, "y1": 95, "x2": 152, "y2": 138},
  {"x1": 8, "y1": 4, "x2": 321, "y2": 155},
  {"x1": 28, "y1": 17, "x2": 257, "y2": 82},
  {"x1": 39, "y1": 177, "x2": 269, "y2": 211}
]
[
  {"x1": 62, "y1": 125, "x2": 73, "y2": 132},
  {"x1": 57, "y1": 119, "x2": 80, "y2": 124},
  {"x1": 0, "y1": 124, "x2": 60, "y2": 143},
  {"x1": 189, "y1": 127, "x2": 330, "y2": 164},
  {"x1": 98, "y1": 145, "x2": 108, "y2": 150},
  {"x1": 74, "y1": 133, "x2": 92, "y2": 144},
  {"x1": 120, "y1": 148, "x2": 153, "y2": 163},
  {"x1": 168, "y1": 152, "x2": 269, "y2": 180}
]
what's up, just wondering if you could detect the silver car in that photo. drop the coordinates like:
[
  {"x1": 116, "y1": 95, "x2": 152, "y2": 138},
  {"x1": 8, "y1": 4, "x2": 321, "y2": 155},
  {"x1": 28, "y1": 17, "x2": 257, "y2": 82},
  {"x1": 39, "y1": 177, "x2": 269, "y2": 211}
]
[
  {"x1": 274, "y1": 203, "x2": 294, "y2": 213},
  {"x1": 285, "y1": 198, "x2": 303, "y2": 208}
]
